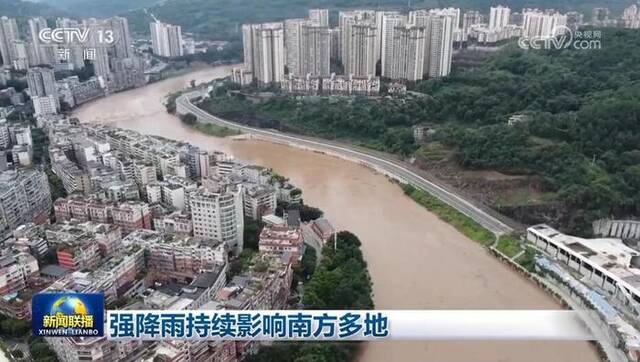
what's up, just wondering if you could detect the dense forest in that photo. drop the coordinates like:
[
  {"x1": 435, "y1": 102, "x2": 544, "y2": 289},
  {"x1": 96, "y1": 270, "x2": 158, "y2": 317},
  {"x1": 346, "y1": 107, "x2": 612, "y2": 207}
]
[{"x1": 200, "y1": 28, "x2": 640, "y2": 236}]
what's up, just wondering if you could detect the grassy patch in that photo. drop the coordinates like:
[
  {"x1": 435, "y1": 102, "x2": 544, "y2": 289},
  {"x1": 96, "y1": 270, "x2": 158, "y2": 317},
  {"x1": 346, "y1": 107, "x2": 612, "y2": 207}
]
[
  {"x1": 496, "y1": 235, "x2": 522, "y2": 258},
  {"x1": 417, "y1": 142, "x2": 454, "y2": 163},
  {"x1": 402, "y1": 184, "x2": 494, "y2": 247},
  {"x1": 515, "y1": 246, "x2": 538, "y2": 272},
  {"x1": 191, "y1": 122, "x2": 241, "y2": 137}
]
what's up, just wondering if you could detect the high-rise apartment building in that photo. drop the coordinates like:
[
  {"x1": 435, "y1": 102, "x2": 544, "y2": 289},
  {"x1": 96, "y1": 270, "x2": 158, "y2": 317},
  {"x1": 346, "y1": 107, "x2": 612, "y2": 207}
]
[
  {"x1": 11, "y1": 40, "x2": 29, "y2": 70},
  {"x1": 82, "y1": 18, "x2": 113, "y2": 83},
  {"x1": 190, "y1": 186, "x2": 244, "y2": 254},
  {"x1": 489, "y1": 6, "x2": 511, "y2": 30},
  {"x1": 522, "y1": 9, "x2": 567, "y2": 39},
  {"x1": 300, "y1": 25, "x2": 330, "y2": 77},
  {"x1": 385, "y1": 25, "x2": 425, "y2": 81},
  {"x1": 309, "y1": 9, "x2": 329, "y2": 26},
  {"x1": 150, "y1": 21, "x2": 184, "y2": 57},
  {"x1": 243, "y1": 22, "x2": 285, "y2": 86},
  {"x1": 425, "y1": 13, "x2": 455, "y2": 79},
  {"x1": 345, "y1": 23, "x2": 377, "y2": 77},
  {"x1": 0, "y1": 17, "x2": 19, "y2": 67},
  {"x1": 462, "y1": 10, "x2": 484, "y2": 34},
  {"x1": 284, "y1": 18, "x2": 308, "y2": 76},
  {"x1": 380, "y1": 13, "x2": 407, "y2": 77},
  {"x1": 107, "y1": 16, "x2": 133, "y2": 59},
  {"x1": 26, "y1": 67, "x2": 57, "y2": 97},
  {"x1": 285, "y1": 13, "x2": 330, "y2": 77},
  {"x1": 408, "y1": 10, "x2": 455, "y2": 79},
  {"x1": 622, "y1": 4, "x2": 640, "y2": 29},
  {"x1": 374, "y1": 11, "x2": 400, "y2": 63},
  {"x1": 338, "y1": 10, "x2": 375, "y2": 62},
  {"x1": 55, "y1": 18, "x2": 85, "y2": 70},
  {"x1": 28, "y1": 17, "x2": 56, "y2": 66},
  {"x1": 329, "y1": 27, "x2": 340, "y2": 60}
]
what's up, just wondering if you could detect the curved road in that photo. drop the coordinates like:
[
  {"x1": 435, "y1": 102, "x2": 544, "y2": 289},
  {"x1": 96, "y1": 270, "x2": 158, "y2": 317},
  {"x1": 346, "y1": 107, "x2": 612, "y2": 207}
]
[{"x1": 176, "y1": 91, "x2": 513, "y2": 236}]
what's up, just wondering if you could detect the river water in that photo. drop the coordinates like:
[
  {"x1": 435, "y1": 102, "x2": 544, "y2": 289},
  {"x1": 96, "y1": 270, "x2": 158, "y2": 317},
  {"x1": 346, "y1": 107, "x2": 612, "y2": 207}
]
[{"x1": 73, "y1": 65, "x2": 601, "y2": 362}]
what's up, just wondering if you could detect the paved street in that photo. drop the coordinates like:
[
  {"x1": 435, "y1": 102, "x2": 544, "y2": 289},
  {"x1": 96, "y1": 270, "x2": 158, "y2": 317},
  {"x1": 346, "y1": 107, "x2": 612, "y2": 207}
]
[{"x1": 177, "y1": 93, "x2": 514, "y2": 236}]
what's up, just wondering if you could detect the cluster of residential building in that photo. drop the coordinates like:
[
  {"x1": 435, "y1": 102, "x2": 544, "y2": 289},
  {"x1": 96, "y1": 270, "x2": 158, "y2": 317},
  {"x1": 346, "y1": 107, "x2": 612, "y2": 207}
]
[
  {"x1": 233, "y1": 7, "x2": 462, "y2": 87},
  {"x1": 0, "y1": 113, "x2": 336, "y2": 361},
  {"x1": 0, "y1": 17, "x2": 146, "y2": 122},
  {"x1": 229, "y1": 3, "x2": 640, "y2": 93},
  {"x1": 231, "y1": 6, "x2": 568, "y2": 89},
  {"x1": 0, "y1": 15, "x2": 144, "y2": 96},
  {"x1": 591, "y1": 3, "x2": 640, "y2": 29}
]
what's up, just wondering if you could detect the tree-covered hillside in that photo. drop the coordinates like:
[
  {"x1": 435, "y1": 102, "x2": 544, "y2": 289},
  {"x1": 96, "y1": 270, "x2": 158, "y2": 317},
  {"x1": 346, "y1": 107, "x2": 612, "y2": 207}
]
[
  {"x1": 199, "y1": 28, "x2": 640, "y2": 236},
  {"x1": 0, "y1": 0, "x2": 67, "y2": 18},
  {"x1": 39, "y1": 0, "x2": 159, "y2": 17}
]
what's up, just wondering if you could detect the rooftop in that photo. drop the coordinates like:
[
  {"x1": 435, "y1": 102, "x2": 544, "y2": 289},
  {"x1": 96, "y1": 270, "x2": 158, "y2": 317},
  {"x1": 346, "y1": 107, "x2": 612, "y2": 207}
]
[{"x1": 530, "y1": 224, "x2": 640, "y2": 286}]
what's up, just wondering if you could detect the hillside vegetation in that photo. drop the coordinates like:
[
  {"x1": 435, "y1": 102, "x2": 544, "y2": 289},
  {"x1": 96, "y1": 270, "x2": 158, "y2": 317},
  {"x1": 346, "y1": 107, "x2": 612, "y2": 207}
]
[{"x1": 199, "y1": 28, "x2": 640, "y2": 236}]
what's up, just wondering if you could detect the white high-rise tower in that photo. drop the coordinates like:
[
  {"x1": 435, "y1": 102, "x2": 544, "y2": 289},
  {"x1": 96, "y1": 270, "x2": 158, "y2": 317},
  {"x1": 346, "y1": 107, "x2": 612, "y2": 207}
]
[{"x1": 489, "y1": 6, "x2": 511, "y2": 30}]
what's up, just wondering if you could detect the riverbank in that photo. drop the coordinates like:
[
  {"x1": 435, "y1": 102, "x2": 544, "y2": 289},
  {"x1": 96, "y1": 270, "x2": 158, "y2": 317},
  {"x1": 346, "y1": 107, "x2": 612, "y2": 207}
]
[
  {"x1": 73, "y1": 65, "x2": 602, "y2": 362},
  {"x1": 177, "y1": 91, "x2": 515, "y2": 236},
  {"x1": 181, "y1": 90, "x2": 615, "y2": 361}
]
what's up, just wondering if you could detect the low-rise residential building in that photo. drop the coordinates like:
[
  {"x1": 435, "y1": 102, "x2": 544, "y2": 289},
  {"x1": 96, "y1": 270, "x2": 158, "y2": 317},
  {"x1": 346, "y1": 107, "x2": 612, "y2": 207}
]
[
  {"x1": 53, "y1": 195, "x2": 112, "y2": 223},
  {"x1": 217, "y1": 254, "x2": 293, "y2": 311},
  {"x1": 123, "y1": 229, "x2": 227, "y2": 283},
  {"x1": 8, "y1": 223, "x2": 49, "y2": 258},
  {"x1": 244, "y1": 184, "x2": 277, "y2": 220},
  {"x1": 258, "y1": 224, "x2": 304, "y2": 264},
  {"x1": 48, "y1": 335, "x2": 142, "y2": 362},
  {"x1": 321, "y1": 73, "x2": 380, "y2": 95},
  {"x1": 0, "y1": 168, "x2": 52, "y2": 237},
  {"x1": 231, "y1": 67, "x2": 253, "y2": 87},
  {"x1": 32, "y1": 95, "x2": 59, "y2": 116},
  {"x1": 50, "y1": 147, "x2": 92, "y2": 194},
  {"x1": 277, "y1": 182, "x2": 302, "y2": 204},
  {"x1": 72, "y1": 245, "x2": 145, "y2": 304},
  {"x1": 146, "y1": 176, "x2": 197, "y2": 210},
  {"x1": 54, "y1": 239, "x2": 102, "y2": 271},
  {"x1": 0, "y1": 250, "x2": 39, "y2": 295},
  {"x1": 10, "y1": 144, "x2": 32, "y2": 166},
  {"x1": 112, "y1": 201, "x2": 152, "y2": 234},
  {"x1": 152, "y1": 210, "x2": 193, "y2": 236},
  {"x1": 134, "y1": 161, "x2": 157, "y2": 189}
]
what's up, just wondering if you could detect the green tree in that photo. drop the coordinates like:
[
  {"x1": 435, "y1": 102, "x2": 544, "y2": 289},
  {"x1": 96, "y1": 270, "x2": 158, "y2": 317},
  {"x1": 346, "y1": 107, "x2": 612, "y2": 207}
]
[
  {"x1": 243, "y1": 217, "x2": 265, "y2": 250},
  {"x1": 181, "y1": 113, "x2": 198, "y2": 125}
]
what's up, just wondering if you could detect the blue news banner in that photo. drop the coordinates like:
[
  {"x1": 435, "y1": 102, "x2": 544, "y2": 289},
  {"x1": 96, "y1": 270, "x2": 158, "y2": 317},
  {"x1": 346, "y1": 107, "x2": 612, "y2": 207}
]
[{"x1": 32, "y1": 293, "x2": 594, "y2": 341}]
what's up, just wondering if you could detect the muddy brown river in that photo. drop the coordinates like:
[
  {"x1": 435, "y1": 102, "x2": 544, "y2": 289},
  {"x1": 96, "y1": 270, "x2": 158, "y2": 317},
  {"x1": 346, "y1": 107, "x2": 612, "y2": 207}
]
[{"x1": 73, "y1": 65, "x2": 600, "y2": 362}]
